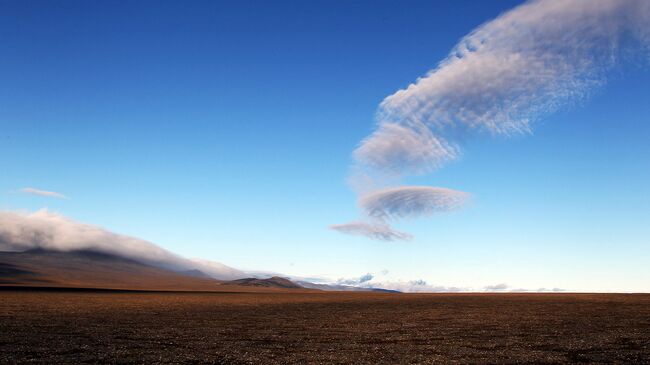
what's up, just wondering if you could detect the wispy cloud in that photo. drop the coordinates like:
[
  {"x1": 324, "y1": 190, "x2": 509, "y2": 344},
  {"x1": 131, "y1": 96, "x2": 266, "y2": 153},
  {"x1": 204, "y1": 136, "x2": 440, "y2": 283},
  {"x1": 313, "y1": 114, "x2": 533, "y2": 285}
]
[
  {"x1": 0, "y1": 209, "x2": 245, "y2": 280},
  {"x1": 329, "y1": 221, "x2": 412, "y2": 242},
  {"x1": 336, "y1": 0, "x2": 650, "y2": 240},
  {"x1": 19, "y1": 188, "x2": 68, "y2": 200}
]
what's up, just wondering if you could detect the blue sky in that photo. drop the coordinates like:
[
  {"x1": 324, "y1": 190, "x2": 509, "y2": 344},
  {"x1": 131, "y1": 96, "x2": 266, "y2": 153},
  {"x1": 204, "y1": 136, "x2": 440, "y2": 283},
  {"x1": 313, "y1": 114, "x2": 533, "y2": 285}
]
[{"x1": 1, "y1": 0, "x2": 649, "y2": 292}]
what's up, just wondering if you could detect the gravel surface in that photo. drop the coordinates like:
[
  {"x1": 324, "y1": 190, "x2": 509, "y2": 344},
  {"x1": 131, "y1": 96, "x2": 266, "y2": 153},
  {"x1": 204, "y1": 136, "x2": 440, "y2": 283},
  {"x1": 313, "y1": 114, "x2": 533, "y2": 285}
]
[{"x1": 1, "y1": 291, "x2": 649, "y2": 364}]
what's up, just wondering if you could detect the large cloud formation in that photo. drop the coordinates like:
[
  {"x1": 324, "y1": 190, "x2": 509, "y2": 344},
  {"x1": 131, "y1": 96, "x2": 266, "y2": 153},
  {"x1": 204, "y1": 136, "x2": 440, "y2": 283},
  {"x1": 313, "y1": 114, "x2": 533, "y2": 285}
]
[
  {"x1": 358, "y1": 0, "x2": 650, "y2": 175},
  {"x1": 334, "y1": 0, "x2": 650, "y2": 240},
  {"x1": 0, "y1": 210, "x2": 245, "y2": 280}
]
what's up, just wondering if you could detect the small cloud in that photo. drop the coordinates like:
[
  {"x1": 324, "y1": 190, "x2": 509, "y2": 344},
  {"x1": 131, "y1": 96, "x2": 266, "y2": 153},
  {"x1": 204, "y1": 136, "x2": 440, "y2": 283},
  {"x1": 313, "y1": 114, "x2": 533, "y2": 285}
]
[
  {"x1": 329, "y1": 221, "x2": 412, "y2": 241},
  {"x1": 536, "y1": 287, "x2": 567, "y2": 293},
  {"x1": 358, "y1": 273, "x2": 373, "y2": 283},
  {"x1": 484, "y1": 283, "x2": 509, "y2": 291},
  {"x1": 19, "y1": 188, "x2": 68, "y2": 200},
  {"x1": 337, "y1": 273, "x2": 374, "y2": 285}
]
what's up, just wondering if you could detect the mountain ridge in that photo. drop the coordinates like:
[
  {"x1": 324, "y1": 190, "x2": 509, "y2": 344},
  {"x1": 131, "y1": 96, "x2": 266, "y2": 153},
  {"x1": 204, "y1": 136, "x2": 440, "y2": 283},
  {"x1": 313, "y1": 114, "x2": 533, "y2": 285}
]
[{"x1": 0, "y1": 249, "x2": 307, "y2": 292}]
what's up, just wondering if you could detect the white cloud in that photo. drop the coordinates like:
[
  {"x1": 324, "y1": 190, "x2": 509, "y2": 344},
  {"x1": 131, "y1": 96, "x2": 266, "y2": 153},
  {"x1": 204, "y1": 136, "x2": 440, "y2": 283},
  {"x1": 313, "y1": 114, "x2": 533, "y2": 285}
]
[
  {"x1": 329, "y1": 221, "x2": 412, "y2": 241},
  {"x1": 359, "y1": 186, "x2": 469, "y2": 220},
  {"x1": 484, "y1": 283, "x2": 509, "y2": 291},
  {"x1": 19, "y1": 188, "x2": 68, "y2": 200},
  {"x1": 537, "y1": 287, "x2": 566, "y2": 293},
  {"x1": 0, "y1": 209, "x2": 245, "y2": 280},
  {"x1": 367, "y1": 280, "x2": 466, "y2": 293}
]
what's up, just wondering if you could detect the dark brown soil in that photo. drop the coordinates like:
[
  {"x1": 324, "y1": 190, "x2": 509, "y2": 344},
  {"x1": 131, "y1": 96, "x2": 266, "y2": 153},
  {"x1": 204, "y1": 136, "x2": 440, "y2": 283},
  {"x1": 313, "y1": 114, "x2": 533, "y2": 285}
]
[{"x1": 1, "y1": 291, "x2": 649, "y2": 364}]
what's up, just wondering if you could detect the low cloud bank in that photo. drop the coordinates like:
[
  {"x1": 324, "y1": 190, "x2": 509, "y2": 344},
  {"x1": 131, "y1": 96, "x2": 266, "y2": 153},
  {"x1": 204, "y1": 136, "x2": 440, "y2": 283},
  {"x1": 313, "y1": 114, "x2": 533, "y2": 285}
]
[
  {"x1": 0, "y1": 209, "x2": 245, "y2": 280},
  {"x1": 484, "y1": 283, "x2": 509, "y2": 291},
  {"x1": 329, "y1": 273, "x2": 566, "y2": 293},
  {"x1": 370, "y1": 279, "x2": 466, "y2": 293}
]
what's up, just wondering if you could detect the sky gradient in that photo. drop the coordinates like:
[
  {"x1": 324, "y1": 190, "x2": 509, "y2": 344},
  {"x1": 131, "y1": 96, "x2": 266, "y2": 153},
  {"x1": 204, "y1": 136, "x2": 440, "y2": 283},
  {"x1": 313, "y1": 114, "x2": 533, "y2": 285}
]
[{"x1": 1, "y1": 0, "x2": 649, "y2": 292}]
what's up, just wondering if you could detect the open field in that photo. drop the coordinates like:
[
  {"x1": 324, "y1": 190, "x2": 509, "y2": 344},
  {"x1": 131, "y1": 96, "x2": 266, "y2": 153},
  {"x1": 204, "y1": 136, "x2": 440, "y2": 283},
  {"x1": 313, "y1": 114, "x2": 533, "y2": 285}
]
[{"x1": 1, "y1": 291, "x2": 649, "y2": 364}]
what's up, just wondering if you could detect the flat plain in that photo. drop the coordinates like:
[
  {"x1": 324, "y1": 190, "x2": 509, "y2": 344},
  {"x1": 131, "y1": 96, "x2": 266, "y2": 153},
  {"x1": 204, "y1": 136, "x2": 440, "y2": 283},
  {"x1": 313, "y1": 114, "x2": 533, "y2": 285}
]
[{"x1": 1, "y1": 291, "x2": 649, "y2": 364}]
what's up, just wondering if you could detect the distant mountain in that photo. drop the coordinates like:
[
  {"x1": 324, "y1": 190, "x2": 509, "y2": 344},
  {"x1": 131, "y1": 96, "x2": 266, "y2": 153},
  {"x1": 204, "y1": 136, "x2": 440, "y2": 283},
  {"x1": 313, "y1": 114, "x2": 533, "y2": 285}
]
[
  {"x1": 0, "y1": 249, "x2": 395, "y2": 293},
  {"x1": 0, "y1": 250, "x2": 303, "y2": 292},
  {"x1": 0, "y1": 249, "x2": 224, "y2": 290},
  {"x1": 227, "y1": 276, "x2": 303, "y2": 289},
  {"x1": 179, "y1": 269, "x2": 212, "y2": 278}
]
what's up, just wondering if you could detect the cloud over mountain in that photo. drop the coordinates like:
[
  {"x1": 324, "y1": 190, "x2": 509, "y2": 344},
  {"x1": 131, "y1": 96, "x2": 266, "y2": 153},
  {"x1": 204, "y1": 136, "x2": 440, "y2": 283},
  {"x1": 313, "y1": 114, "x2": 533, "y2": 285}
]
[{"x1": 0, "y1": 210, "x2": 245, "y2": 280}]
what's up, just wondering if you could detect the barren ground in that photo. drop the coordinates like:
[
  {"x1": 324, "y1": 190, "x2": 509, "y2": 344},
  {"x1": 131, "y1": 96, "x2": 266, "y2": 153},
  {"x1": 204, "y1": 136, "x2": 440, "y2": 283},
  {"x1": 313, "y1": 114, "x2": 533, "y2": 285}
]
[{"x1": 1, "y1": 290, "x2": 649, "y2": 364}]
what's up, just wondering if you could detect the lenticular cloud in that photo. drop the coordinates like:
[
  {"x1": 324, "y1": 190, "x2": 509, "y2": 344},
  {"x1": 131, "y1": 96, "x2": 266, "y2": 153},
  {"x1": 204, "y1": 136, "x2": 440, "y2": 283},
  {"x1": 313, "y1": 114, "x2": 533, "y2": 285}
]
[
  {"x1": 360, "y1": 186, "x2": 469, "y2": 221},
  {"x1": 334, "y1": 0, "x2": 650, "y2": 241}
]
